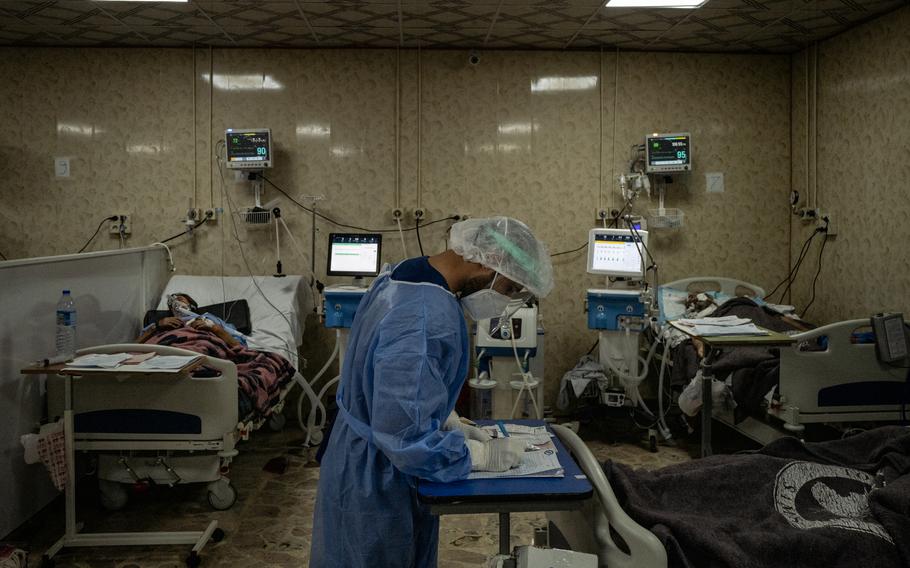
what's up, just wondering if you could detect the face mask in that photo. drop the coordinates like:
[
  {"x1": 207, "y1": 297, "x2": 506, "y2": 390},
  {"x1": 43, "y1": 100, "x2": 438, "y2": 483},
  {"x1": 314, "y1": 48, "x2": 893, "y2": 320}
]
[
  {"x1": 167, "y1": 295, "x2": 196, "y2": 317},
  {"x1": 461, "y1": 274, "x2": 512, "y2": 321}
]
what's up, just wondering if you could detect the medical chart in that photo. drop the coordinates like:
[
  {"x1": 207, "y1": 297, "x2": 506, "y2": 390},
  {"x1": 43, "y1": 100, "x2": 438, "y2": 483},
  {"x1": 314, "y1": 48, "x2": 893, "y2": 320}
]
[{"x1": 467, "y1": 447, "x2": 564, "y2": 480}]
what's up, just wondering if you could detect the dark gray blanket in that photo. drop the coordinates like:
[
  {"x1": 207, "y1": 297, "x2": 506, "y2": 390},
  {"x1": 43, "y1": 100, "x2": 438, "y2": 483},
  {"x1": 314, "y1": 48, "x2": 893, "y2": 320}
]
[
  {"x1": 605, "y1": 426, "x2": 910, "y2": 568},
  {"x1": 670, "y1": 298, "x2": 813, "y2": 419}
]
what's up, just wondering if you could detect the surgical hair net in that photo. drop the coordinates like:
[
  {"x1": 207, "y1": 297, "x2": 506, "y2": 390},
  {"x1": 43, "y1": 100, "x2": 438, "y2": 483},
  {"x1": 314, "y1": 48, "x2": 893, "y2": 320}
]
[{"x1": 449, "y1": 217, "x2": 554, "y2": 298}]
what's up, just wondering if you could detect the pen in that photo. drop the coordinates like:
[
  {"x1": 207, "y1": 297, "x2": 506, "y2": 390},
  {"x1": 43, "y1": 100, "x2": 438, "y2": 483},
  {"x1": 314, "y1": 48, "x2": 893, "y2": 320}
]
[{"x1": 497, "y1": 421, "x2": 509, "y2": 438}]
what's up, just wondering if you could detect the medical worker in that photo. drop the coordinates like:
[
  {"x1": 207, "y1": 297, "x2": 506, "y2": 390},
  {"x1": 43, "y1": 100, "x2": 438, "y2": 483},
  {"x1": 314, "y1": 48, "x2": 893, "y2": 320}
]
[{"x1": 310, "y1": 217, "x2": 554, "y2": 568}]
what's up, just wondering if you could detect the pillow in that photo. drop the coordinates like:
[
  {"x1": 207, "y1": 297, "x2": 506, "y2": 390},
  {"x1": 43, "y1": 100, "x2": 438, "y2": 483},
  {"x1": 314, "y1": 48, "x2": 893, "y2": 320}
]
[{"x1": 143, "y1": 299, "x2": 252, "y2": 335}]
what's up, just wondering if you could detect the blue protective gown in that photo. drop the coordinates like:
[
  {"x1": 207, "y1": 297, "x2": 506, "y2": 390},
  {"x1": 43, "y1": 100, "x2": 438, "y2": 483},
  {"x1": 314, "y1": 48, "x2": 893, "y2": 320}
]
[{"x1": 310, "y1": 258, "x2": 472, "y2": 568}]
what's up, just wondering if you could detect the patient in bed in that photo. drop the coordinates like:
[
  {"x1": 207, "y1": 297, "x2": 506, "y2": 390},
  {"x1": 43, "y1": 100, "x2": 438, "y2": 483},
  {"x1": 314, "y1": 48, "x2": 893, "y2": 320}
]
[
  {"x1": 136, "y1": 293, "x2": 294, "y2": 417},
  {"x1": 136, "y1": 293, "x2": 247, "y2": 347}
]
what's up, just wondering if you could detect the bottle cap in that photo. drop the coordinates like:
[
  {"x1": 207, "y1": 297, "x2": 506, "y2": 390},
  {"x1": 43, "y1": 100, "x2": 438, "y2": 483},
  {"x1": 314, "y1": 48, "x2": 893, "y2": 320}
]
[{"x1": 63, "y1": 289, "x2": 71, "y2": 294}]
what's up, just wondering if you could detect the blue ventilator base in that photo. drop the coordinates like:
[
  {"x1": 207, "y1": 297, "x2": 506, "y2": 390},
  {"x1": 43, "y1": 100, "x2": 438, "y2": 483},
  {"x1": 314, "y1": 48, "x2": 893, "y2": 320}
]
[
  {"x1": 587, "y1": 289, "x2": 646, "y2": 331},
  {"x1": 417, "y1": 420, "x2": 593, "y2": 505},
  {"x1": 323, "y1": 287, "x2": 367, "y2": 328}
]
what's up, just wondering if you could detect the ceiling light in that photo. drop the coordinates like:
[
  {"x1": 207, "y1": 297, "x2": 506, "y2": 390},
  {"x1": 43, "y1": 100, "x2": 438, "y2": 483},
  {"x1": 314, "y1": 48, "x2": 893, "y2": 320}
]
[
  {"x1": 604, "y1": 0, "x2": 706, "y2": 8},
  {"x1": 531, "y1": 76, "x2": 598, "y2": 93}
]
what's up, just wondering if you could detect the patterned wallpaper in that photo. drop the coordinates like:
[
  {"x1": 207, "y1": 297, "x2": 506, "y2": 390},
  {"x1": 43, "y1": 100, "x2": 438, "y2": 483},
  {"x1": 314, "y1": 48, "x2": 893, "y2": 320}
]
[
  {"x1": 0, "y1": 47, "x2": 791, "y2": 405},
  {"x1": 788, "y1": 5, "x2": 910, "y2": 325}
]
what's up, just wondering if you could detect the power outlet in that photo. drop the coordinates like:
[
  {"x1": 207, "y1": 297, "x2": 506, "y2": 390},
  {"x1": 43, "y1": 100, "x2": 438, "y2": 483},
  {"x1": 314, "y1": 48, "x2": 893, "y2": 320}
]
[
  {"x1": 204, "y1": 208, "x2": 218, "y2": 222},
  {"x1": 391, "y1": 208, "x2": 405, "y2": 223},
  {"x1": 818, "y1": 212, "x2": 836, "y2": 237},
  {"x1": 109, "y1": 214, "x2": 131, "y2": 236},
  {"x1": 595, "y1": 208, "x2": 610, "y2": 224},
  {"x1": 413, "y1": 208, "x2": 426, "y2": 220}
]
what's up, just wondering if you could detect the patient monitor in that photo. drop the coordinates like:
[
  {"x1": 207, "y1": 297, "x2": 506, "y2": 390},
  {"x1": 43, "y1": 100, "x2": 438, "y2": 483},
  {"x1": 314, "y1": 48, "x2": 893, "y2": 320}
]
[
  {"x1": 586, "y1": 228, "x2": 649, "y2": 279},
  {"x1": 645, "y1": 132, "x2": 691, "y2": 174},
  {"x1": 225, "y1": 128, "x2": 272, "y2": 170}
]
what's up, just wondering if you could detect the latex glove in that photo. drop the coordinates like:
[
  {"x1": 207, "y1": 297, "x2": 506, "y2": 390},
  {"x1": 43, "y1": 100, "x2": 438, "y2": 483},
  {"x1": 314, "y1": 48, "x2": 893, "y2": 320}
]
[
  {"x1": 465, "y1": 438, "x2": 526, "y2": 472},
  {"x1": 443, "y1": 411, "x2": 492, "y2": 442}
]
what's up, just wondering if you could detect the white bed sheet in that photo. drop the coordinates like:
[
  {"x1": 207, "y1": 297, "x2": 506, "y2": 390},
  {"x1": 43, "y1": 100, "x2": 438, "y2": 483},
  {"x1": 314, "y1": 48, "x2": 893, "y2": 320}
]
[{"x1": 156, "y1": 275, "x2": 314, "y2": 368}]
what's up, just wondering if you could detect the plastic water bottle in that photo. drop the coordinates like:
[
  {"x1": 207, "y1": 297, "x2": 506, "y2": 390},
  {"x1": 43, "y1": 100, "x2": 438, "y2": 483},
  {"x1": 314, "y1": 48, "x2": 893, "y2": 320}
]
[{"x1": 55, "y1": 290, "x2": 77, "y2": 361}]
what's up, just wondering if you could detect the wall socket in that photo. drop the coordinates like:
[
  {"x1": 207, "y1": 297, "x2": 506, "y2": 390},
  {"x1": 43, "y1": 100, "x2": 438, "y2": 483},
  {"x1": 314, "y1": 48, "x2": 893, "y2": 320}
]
[
  {"x1": 818, "y1": 212, "x2": 837, "y2": 237},
  {"x1": 109, "y1": 214, "x2": 131, "y2": 236}
]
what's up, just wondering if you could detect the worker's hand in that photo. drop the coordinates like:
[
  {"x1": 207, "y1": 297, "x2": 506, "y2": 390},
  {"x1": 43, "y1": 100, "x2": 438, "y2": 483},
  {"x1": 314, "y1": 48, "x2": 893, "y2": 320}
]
[
  {"x1": 465, "y1": 438, "x2": 525, "y2": 472},
  {"x1": 443, "y1": 411, "x2": 492, "y2": 442},
  {"x1": 156, "y1": 317, "x2": 182, "y2": 330},
  {"x1": 189, "y1": 318, "x2": 215, "y2": 330}
]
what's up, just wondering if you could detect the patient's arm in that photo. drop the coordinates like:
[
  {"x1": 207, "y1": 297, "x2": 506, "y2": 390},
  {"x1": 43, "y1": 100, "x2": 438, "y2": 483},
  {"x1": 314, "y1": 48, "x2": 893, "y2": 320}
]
[
  {"x1": 137, "y1": 316, "x2": 182, "y2": 343},
  {"x1": 189, "y1": 318, "x2": 239, "y2": 348}
]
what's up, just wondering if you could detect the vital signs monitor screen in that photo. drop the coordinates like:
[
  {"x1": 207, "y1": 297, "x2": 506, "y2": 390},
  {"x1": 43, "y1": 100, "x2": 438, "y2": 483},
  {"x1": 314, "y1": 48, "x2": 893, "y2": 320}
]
[
  {"x1": 586, "y1": 228, "x2": 648, "y2": 278},
  {"x1": 645, "y1": 132, "x2": 691, "y2": 173},
  {"x1": 225, "y1": 128, "x2": 272, "y2": 169},
  {"x1": 327, "y1": 233, "x2": 382, "y2": 277}
]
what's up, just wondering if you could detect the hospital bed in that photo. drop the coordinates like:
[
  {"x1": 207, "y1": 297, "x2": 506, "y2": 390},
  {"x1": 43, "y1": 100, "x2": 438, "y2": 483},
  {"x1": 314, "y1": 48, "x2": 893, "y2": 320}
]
[
  {"x1": 46, "y1": 275, "x2": 315, "y2": 510},
  {"x1": 657, "y1": 277, "x2": 908, "y2": 443},
  {"x1": 546, "y1": 424, "x2": 909, "y2": 568}
]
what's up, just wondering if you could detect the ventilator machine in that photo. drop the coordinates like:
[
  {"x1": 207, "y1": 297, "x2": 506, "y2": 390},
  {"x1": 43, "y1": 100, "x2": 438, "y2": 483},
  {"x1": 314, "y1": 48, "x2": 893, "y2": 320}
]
[
  {"x1": 470, "y1": 304, "x2": 545, "y2": 421},
  {"x1": 298, "y1": 233, "x2": 382, "y2": 445}
]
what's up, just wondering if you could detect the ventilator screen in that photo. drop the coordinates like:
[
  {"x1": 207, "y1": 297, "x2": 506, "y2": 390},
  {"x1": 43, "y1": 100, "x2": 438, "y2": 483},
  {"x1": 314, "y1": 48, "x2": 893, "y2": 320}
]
[{"x1": 327, "y1": 233, "x2": 382, "y2": 277}]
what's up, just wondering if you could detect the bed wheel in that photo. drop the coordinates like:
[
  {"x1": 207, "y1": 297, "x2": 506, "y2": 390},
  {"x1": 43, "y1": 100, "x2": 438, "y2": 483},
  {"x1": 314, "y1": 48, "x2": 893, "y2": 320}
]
[
  {"x1": 186, "y1": 551, "x2": 202, "y2": 568},
  {"x1": 211, "y1": 528, "x2": 226, "y2": 543},
  {"x1": 207, "y1": 479, "x2": 237, "y2": 510},
  {"x1": 99, "y1": 479, "x2": 129, "y2": 511},
  {"x1": 268, "y1": 412, "x2": 287, "y2": 431}
]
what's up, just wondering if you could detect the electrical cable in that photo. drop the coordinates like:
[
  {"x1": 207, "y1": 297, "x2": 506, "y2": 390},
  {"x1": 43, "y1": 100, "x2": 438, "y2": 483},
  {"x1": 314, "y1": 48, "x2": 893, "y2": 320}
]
[
  {"x1": 0, "y1": 250, "x2": 7, "y2": 260},
  {"x1": 801, "y1": 233, "x2": 829, "y2": 318},
  {"x1": 776, "y1": 229, "x2": 823, "y2": 304},
  {"x1": 159, "y1": 218, "x2": 207, "y2": 244},
  {"x1": 551, "y1": 242, "x2": 588, "y2": 257},
  {"x1": 415, "y1": 217, "x2": 425, "y2": 256},
  {"x1": 260, "y1": 174, "x2": 457, "y2": 234},
  {"x1": 77, "y1": 215, "x2": 118, "y2": 254},
  {"x1": 611, "y1": 199, "x2": 633, "y2": 228},
  {"x1": 586, "y1": 338, "x2": 599, "y2": 355},
  {"x1": 217, "y1": 155, "x2": 298, "y2": 361},
  {"x1": 779, "y1": 229, "x2": 823, "y2": 302},
  {"x1": 764, "y1": 228, "x2": 822, "y2": 302}
]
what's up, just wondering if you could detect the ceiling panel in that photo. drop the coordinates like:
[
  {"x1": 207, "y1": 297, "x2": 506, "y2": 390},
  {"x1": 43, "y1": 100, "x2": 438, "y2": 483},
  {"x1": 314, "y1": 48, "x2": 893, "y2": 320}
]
[{"x1": 0, "y1": 0, "x2": 904, "y2": 52}]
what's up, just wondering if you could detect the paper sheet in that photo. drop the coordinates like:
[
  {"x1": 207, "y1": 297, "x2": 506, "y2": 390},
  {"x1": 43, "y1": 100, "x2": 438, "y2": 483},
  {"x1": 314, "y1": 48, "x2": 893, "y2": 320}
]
[
  {"x1": 131, "y1": 355, "x2": 201, "y2": 370},
  {"x1": 675, "y1": 316, "x2": 769, "y2": 336},
  {"x1": 69, "y1": 353, "x2": 131, "y2": 368},
  {"x1": 467, "y1": 448, "x2": 564, "y2": 480}
]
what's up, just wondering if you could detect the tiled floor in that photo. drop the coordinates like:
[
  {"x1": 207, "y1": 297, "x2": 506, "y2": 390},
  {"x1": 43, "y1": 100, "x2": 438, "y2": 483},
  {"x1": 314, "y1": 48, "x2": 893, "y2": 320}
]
[{"x1": 13, "y1": 425, "x2": 692, "y2": 567}]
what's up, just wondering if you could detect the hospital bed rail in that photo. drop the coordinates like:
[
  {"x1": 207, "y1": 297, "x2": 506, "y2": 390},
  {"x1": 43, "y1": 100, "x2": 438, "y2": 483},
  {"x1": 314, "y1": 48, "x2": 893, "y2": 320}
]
[{"x1": 549, "y1": 424, "x2": 667, "y2": 568}]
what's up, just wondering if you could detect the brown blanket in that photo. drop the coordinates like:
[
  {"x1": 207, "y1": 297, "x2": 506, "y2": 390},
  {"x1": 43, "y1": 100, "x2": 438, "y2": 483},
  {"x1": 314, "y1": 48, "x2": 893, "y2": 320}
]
[{"x1": 145, "y1": 326, "x2": 295, "y2": 416}]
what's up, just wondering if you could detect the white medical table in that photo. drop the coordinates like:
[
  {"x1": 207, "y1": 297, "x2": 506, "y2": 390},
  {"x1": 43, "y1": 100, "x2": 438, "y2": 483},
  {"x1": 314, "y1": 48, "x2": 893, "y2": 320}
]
[{"x1": 24, "y1": 358, "x2": 225, "y2": 568}]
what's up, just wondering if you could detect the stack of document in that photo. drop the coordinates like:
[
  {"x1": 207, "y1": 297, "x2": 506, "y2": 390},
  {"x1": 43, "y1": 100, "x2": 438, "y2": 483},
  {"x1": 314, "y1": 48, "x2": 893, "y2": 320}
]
[
  {"x1": 130, "y1": 355, "x2": 201, "y2": 370},
  {"x1": 467, "y1": 448, "x2": 564, "y2": 480},
  {"x1": 468, "y1": 423, "x2": 563, "y2": 480},
  {"x1": 69, "y1": 353, "x2": 131, "y2": 368},
  {"x1": 64, "y1": 353, "x2": 201, "y2": 373},
  {"x1": 675, "y1": 316, "x2": 769, "y2": 337}
]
